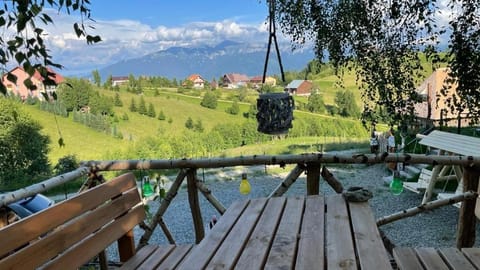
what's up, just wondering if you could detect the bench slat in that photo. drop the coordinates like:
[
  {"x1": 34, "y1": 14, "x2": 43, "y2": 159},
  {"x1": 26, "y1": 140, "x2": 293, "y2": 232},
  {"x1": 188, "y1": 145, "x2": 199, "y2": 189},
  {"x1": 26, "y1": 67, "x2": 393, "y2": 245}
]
[
  {"x1": 393, "y1": 247, "x2": 424, "y2": 270},
  {"x1": 0, "y1": 173, "x2": 137, "y2": 258},
  {"x1": 439, "y1": 248, "x2": 476, "y2": 270},
  {"x1": 176, "y1": 200, "x2": 249, "y2": 270},
  {"x1": 0, "y1": 187, "x2": 141, "y2": 269},
  {"x1": 234, "y1": 197, "x2": 286, "y2": 270},
  {"x1": 207, "y1": 197, "x2": 267, "y2": 269},
  {"x1": 416, "y1": 248, "x2": 449, "y2": 270},
  {"x1": 326, "y1": 194, "x2": 357, "y2": 270},
  {"x1": 295, "y1": 196, "x2": 325, "y2": 270},
  {"x1": 264, "y1": 196, "x2": 304, "y2": 270},
  {"x1": 42, "y1": 205, "x2": 145, "y2": 270},
  {"x1": 349, "y1": 201, "x2": 392, "y2": 270}
]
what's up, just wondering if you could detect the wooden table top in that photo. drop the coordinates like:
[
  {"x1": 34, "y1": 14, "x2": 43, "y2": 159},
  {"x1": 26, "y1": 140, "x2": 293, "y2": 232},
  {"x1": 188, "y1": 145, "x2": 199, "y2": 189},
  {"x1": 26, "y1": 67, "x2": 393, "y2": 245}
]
[{"x1": 172, "y1": 195, "x2": 393, "y2": 270}]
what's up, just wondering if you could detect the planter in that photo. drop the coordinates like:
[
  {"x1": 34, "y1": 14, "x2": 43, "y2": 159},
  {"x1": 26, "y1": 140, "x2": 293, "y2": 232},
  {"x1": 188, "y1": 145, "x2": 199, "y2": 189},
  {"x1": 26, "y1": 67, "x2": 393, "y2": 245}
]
[{"x1": 256, "y1": 92, "x2": 294, "y2": 135}]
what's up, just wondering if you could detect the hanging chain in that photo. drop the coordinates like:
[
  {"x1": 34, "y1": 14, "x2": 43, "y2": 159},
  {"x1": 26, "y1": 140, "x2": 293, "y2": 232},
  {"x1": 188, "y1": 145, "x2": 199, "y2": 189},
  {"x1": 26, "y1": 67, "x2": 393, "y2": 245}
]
[{"x1": 262, "y1": 0, "x2": 285, "y2": 84}]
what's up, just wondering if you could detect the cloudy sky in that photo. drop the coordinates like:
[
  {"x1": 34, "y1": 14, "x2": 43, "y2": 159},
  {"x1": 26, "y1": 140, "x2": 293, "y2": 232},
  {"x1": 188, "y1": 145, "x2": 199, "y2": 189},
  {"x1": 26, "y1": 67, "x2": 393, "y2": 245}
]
[
  {"x1": 20, "y1": 0, "x2": 453, "y2": 76},
  {"x1": 40, "y1": 0, "x2": 273, "y2": 75}
]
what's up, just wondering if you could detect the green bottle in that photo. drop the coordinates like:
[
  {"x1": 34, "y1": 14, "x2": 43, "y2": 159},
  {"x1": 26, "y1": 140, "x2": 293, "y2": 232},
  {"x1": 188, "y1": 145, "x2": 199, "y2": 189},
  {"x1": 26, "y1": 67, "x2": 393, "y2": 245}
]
[
  {"x1": 142, "y1": 177, "x2": 154, "y2": 198},
  {"x1": 390, "y1": 171, "x2": 403, "y2": 195}
]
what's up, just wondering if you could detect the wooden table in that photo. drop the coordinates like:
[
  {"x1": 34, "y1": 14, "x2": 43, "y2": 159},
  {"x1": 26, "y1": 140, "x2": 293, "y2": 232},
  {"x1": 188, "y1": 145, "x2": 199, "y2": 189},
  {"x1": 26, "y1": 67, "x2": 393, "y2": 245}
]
[{"x1": 149, "y1": 194, "x2": 393, "y2": 270}]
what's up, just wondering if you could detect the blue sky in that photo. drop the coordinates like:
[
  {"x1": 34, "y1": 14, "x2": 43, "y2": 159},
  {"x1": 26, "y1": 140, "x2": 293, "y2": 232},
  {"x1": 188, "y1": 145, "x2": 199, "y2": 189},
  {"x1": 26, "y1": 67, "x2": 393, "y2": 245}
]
[{"x1": 39, "y1": 1, "x2": 274, "y2": 75}]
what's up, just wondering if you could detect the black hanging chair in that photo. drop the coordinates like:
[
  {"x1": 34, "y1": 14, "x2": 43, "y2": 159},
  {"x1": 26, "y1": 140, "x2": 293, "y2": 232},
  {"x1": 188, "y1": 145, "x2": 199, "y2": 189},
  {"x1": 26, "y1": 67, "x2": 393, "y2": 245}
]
[{"x1": 256, "y1": 0, "x2": 294, "y2": 135}]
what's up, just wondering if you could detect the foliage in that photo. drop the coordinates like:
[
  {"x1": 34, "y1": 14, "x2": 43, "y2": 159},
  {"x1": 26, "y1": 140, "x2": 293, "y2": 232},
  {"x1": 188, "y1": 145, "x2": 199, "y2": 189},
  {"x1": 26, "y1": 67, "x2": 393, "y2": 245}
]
[
  {"x1": 72, "y1": 110, "x2": 110, "y2": 133},
  {"x1": 194, "y1": 119, "x2": 204, "y2": 132},
  {"x1": 201, "y1": 91, "x2": 218, "y2": 109},
  {"x1": 147, "y1": 103, "x2": 156, "y2": 118},
  {"x1": 92, "y1": 70, "x2": 101, "y2": 87},
  {"x1": 57, "y1": 78, "x2": 93, "y2": 112},
  {"x1": 114, "y1": 93, "x2": 123, "y2": 107},
  {"x1": 138, "y1": 96, "x2": 147, "y2": 115},
  {"x1": 53, "y1": 155, "x2": 79, "y2": 175},
  {"x1": 226, "y1": 100, "x2": 240, "y2": 115},
  {"x1": 306, "y1": 91, "x2": 326, "y2": 113},
  {"x1": 335, "y1": 89, "x2": 360, "y2": 118},
  {"x1": 271, "y1": 0, "x2": 480, "y2": 129},
  {"x1": 0, "y1": 99, "x2": 50, "y2": 188},
  {"x1": 129, "y1": 97, "x2": 137, "y2": 112},
  {"x1": 185, "y1": 117, "x2": 194, "y2": 129},
  {"x1": 104, "y1": 75, "x2": 113, "y2": 90},
  {"x1": 0, "y1": 1, "x2": 100, "y2": 95},
  {"x1": 158, "y1": 110, "x2": 166, "y2": 120}
]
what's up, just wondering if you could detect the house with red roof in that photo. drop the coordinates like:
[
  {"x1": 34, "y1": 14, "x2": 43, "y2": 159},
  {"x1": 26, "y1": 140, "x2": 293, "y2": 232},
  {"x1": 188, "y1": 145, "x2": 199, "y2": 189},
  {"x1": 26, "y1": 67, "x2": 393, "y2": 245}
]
[
  {"x1": 284, "y1": 80, "x2": 313, "y2": 96},
  {"x1": 222, "y1": 73, "x2": 249, "y2": 89},
  {"x1": 2, "y1": 67, "x2": 64, "y2": 100},
  {"x1": 249, "y1": 75, "x2": 277, "y2": 89},
  {"x1": 184, "y1": 74, "x2": 205, "y2": 89}
]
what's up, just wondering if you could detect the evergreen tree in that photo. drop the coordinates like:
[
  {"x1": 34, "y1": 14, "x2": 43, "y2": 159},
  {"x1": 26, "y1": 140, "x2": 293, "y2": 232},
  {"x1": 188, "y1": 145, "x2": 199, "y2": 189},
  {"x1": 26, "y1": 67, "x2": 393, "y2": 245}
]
[
  {"x1": 114, "y1": 93, "x2": 123, "y2": 107},
  {"x1": 335, "y1": 89, "x2": 360, "y2": 117},
  {"x1": 226, "y1": 100, "x2": 240, "y2": 115},
  {"x1": 138, "y1": 96, "x2": 147, "y2": 115},
  {"x1": 129, "y1": 97, "x2": 137, "y2": 112},
  {"x1": 185, "y1": 117, "x2": 194, "y2": 129},
  {"x1": 194, "y1": 119, "x2": 204, "y2": 132},
  {"x1": 147, "y1": 103, "x2": 156, "y2": 118},
  {"x1": 306, "y1": 91, "x2": 326, "y2": 113},
  {"x1": 200, "y1": 91, "x2": 218, "y2": 109}
]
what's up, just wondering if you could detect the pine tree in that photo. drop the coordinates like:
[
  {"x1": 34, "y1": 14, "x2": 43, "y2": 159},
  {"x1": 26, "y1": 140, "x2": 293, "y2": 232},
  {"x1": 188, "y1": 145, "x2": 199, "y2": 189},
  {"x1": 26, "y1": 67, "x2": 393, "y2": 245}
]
[
  {"x1": 147, "y1": 103, "x2": 156, "y2": 118},
  {"x1": 129, "y1": 97, "x2": 137, "y2": 112},
  {"x1": 138, "y1": 96, "x2": 147, "y2": 115}
]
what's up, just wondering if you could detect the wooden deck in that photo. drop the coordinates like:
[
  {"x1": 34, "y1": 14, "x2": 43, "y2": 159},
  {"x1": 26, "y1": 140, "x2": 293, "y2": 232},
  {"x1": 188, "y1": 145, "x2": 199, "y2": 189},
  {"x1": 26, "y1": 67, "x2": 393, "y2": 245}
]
[
  {"x1": 394, "y1": 247, "x2": 480, "y2": 270},
  {"x1": 124, "y1": 195, "x2": 393, "y2": 269}
]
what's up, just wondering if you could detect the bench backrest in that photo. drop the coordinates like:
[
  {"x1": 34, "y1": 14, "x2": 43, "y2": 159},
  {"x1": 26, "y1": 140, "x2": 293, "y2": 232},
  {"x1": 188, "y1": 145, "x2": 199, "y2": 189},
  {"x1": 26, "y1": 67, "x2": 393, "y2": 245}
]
[{"x1": 0, "y1": 172, "x2": 145, "y2": 270}]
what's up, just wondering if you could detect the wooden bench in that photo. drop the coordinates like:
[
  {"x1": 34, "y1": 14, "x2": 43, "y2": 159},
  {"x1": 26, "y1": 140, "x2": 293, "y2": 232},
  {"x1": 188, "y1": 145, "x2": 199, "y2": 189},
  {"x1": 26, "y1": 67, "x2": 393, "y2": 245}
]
[
  {"x1": 404, "y1": 168, "x2": 433, "y2": 194},
  {"x1": 0, "y1": 172, "x2": 148, "y2": 269},
  {"x1": 393, "y1": 247, "x2": 480, "y2": 269}
]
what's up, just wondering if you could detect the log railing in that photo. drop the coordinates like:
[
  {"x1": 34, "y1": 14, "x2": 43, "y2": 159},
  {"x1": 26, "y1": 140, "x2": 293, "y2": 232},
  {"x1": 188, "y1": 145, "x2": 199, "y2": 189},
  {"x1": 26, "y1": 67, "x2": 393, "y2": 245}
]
[{"x1": 1, "y1": 153, "x2": 480, "y2": 250}]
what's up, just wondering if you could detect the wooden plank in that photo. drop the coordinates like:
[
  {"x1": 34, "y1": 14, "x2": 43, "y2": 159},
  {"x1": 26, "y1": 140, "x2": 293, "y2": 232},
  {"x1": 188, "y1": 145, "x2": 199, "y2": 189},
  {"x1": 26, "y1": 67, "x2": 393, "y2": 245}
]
[
  {"x1": 416, "y1": 248, "x2": 449, "y2": 270},
  {"x1": 235, "y1": 197, "x2": 286, "y2": 270},
  {"x1": 0, "y1": 172, "x2": 137, "y2": 258},
  {"x1": 156, "y1": 245, "x2": 194, "y2": 269},
  {"x1": 461, "y1": 248, "x2": 480, "y2": 268},
  {"x1": 176, "y1": 200, "x2": 249, "y2": 270},
  {"x1": 439, "y1": 248, "x2": 476, "y2": 270},
  {"x1": 419, "y1": 130, "x2": 480, "y2": 156},
  {"x1": 264, "y1": 196, "x2": 305, "y2": 270},
  {"x1": 0, "y1": 188, "x2": 142, "y2": 270},
  {"x1": 306, "y1": 162, "x2": 320, "y2": 195},
  {"x1": 137, "y1": 245, "x2": 174, "y2": 270},
  {"x1": 393, "y1": 248, "x2": 424, "y2": 270},
  {"x1": 325, "y1": 195, "x2": 357, "y2": 270},
  {"x1": 42, "y1": 205, "x2": 146, "y2": 270},
  {"x1": 207, "y1": 198, "x2": 268, "y2": 269},
  {"x1": 119, "y1": 245, "x2": 158, "y2": 269},
  {"x1": 349, "y1": 201, "x2": 392, "y2": 269},
  {"x1": 457, "y1": 167, "x2": 480, "y2": 248},
  {"x1": 295, "y1": 196, "x2": 324, "y2": 270},
  {"x1": 187, "y1": 169, "x2": 204, "y2": 244}
]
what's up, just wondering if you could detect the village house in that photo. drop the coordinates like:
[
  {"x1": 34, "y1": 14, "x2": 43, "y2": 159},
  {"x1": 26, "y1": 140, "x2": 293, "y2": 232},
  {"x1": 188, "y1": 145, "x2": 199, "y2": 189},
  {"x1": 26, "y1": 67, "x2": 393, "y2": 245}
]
[
  {"x1": 111, "y1": 76, "x2": 129, "y2": 87},
  {"x1": 249, "y1": 75, "x2": 277, "y2": 89},
  {"x1": 284, "y1": 80, "x2": 313, "y2": 96},
  {"x1": 2, "y1": 67, "x2": 64, "y2": 100},
  {"x1": 183, "y1": 74, "x2": 205, "y2": 89},
  {"x1": 414, "y1": 68, "x2": 473, "y2": 128},
  {"x1": 222, "y1": 73, "x2": 249, "y2": 89}
]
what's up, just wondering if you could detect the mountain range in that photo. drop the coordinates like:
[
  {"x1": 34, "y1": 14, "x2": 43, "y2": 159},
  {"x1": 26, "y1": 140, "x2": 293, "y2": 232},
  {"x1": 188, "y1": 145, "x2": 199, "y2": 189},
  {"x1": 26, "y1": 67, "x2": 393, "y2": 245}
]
[{"x1": 97, "y1": 40, "x2": 315, "y2": 81}]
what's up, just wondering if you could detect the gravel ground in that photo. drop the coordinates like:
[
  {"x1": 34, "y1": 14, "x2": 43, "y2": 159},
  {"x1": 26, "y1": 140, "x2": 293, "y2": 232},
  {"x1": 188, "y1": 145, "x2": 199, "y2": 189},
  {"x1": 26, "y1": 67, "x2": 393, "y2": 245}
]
[{"x1": 106, "y1": 162, "x2": 479, "y2": 263}]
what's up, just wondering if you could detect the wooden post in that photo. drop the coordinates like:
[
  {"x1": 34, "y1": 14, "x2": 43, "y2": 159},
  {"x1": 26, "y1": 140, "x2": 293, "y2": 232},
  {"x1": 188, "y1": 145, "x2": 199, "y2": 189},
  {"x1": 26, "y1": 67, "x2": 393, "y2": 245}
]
[
  {"x1": 118, "y1": 230, "x2": 136, "y2": 262},
  {"x1": 158, "y1": 218, "x2": 176, "y2": 244},
  {"x1": 321, "y1": 166, "x2": 344, "y2": 193},
  {"x1": 196, "y1": 179, "x2": 227, "y2": 214},
  {"x1": 456, "y1": 166, "x2": 480, "y2": 248},
  {"x1": 422, "y1": 164, "x2": 443, "y2": 204},
  {"x1": 306, "y1": 162, "x2": 321, "y2": 195},
  {"x1": 187, "y1": 169, "x2": 205, "y2": 243},
  {"x1": 269, "y1": 164, "x2": 305, "y2": 197}
]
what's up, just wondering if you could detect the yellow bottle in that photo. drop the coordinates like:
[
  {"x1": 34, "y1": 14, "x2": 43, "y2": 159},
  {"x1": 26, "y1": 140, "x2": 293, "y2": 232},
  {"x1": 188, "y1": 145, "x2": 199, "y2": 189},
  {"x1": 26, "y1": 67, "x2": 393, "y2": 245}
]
[{"x1": 239, "y1": 173, "x2": 251, "y2": 195}]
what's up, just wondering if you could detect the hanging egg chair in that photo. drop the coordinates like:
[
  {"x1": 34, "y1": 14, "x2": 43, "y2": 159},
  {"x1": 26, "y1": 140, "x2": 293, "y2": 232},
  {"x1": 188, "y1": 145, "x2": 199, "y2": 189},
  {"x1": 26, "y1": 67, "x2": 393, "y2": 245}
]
[{"x1": 256, "y1": 0, "x2": 294, "y2": 135}]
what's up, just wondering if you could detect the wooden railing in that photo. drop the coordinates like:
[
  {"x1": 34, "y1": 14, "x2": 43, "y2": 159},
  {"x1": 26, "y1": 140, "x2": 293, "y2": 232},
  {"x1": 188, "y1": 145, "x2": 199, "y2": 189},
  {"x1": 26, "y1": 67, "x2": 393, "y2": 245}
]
[{"x1": 1, "y1": 152, "x2": 480, "y2": 249}]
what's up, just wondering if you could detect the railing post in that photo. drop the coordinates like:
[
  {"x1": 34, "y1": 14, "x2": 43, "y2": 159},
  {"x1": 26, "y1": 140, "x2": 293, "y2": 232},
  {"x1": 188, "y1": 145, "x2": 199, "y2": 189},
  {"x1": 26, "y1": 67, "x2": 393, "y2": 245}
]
[
  {"x1": 187, "y1": 168, "x2": 205, "y2": 243},
  {"x1": 306, "y1": 162, "x2": 321, "y2": 195},
  {"x1": 456, "y1": 166, "x2": 480, "y2": 248}
]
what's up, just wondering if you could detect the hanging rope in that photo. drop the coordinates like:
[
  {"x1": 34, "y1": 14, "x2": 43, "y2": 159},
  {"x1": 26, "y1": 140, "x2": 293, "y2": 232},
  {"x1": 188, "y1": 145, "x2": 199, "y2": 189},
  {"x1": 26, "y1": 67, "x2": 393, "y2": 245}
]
[{"x1": 262, "y1": 0, "x2": 285, "y2": 84}]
